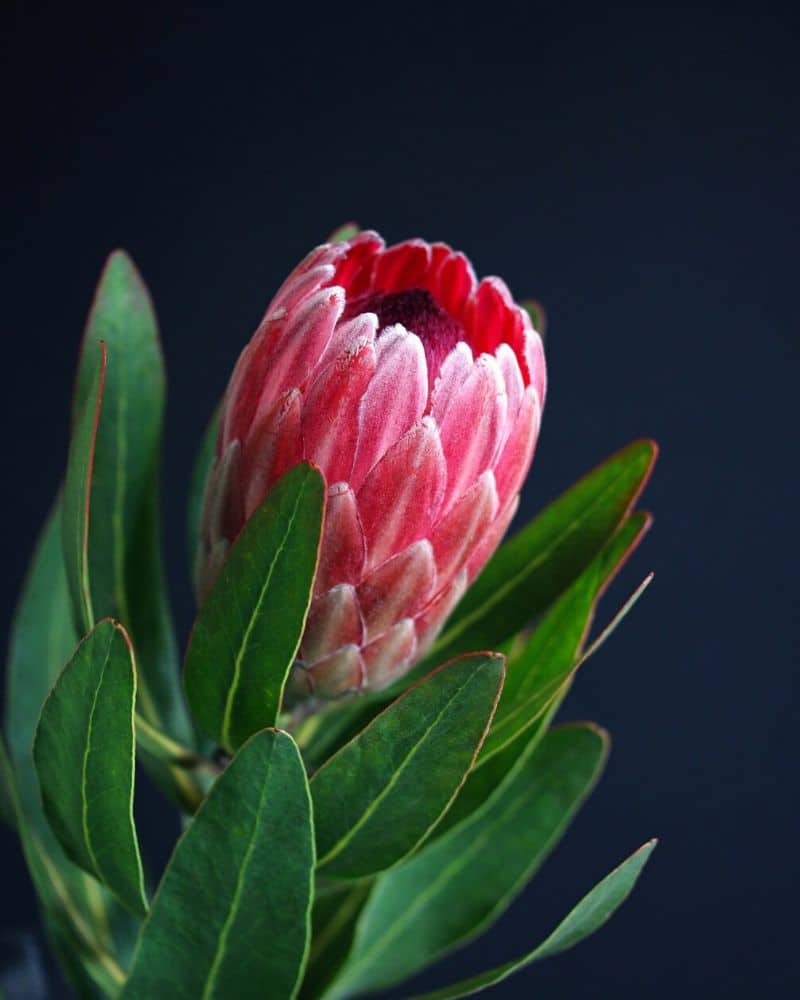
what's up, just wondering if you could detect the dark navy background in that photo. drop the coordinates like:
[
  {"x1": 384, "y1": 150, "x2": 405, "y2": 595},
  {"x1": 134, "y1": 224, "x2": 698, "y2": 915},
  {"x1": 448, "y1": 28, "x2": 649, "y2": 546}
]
[{"x1": 2, "y1": 3, "x2": 797, "y2": 996}]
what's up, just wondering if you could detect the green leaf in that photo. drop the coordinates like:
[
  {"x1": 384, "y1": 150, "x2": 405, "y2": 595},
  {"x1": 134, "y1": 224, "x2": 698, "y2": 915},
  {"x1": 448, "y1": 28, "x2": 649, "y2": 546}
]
[
  {"x1": 75, "y1": 253, "x2": 191, "y2": 743},
  {"x1": 311, "y1": 653, "x2": 505, "y2": 879},
  {"x1": 0, "y1": 513, "x2": 68, "y2": 788},
  {"x1": 4, "y1": 502, "x2": 134, "y2": 992},
  {"x1": 122, "y1": 730, "x2": 315, "y2": 1000},
  {"x1": 184, "y1": 463, "x2": 325, "y2": 751},
  {"x1": 73, "y1": 252, "x2": 166, "y2": 625},
  {"x1": 33, "y1": 619, "x2": 147, "y2": 917},
  {"x1": 299, "y1": 883, "x2": 372, "y2": 1000},
  {"x1": 62, "y1": 340, "x2": 106, "y2": 634},
  {"x1": 61, "y1": 252, "x2": 195, "y2": 812},
  {"x1": 187, "y1": 404, "x2": 220, "y2": 581},
  {"x1": 326, "y1": 724, "x2": 608, "y2": 997},
  {"x1": 428, "y1": 439, "x2": 657, "y2": 665},
  {"x1": 410, "y1": 840, "x2": 657, "y2": 999}
]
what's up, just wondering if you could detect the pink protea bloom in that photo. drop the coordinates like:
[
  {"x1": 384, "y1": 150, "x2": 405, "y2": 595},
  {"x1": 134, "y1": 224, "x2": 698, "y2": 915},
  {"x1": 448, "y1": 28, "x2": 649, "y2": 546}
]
[{"x1": 197, "y1": 231, "x2": 546, "y2": 701}]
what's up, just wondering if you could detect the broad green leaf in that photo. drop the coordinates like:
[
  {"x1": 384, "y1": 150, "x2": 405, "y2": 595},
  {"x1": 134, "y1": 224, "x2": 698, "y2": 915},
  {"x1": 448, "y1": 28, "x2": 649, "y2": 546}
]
[
  {"x1": 61, "y1": 251, "x2": 194, "y2": 818},
  {"x1": 33, "y1": 619, "x2": 147, "y2": 916},
  {"x1": 301, "y1": 441, "x2": 656, "y2": 770},
  {"x1": 299, "y1": 883, "x2": 372, "y2": 1000},
  {"x1": 326, "y1": 724, "x2": 608, "y2": 998},
  {"x1": 311, "y1": 653, "x2": 504, "y2": 879},
  {"x1": 122, "y1": 730, "x2": 314, "y2": 1000},
  {"x1": 185, "y1": 463, "x2": 325, "y2": 751},
  {"x1": 187, "y1": 404, "x2": 220, "y2": 579},
  {"x1": 4, "y1": 501, "x2": 135, "y2": 989},
  {"x1": 72, "y1": 252, "x2": 192, "y2": 751},
  {"x1": 427, "y1": 439, "x2": 656, "y2": 666},
  {"x1": 62, "y1": 340, "x2": 106, "y2": 634},
  {"x1": 72, "y1": 252, "x2": 166, "y2": 625},
  {"x1": 5, "y1": 504, "x2": 72, "y2": 767},
  {"x1": 411, "y1": 840, "x2": 657, "y2": 999}
]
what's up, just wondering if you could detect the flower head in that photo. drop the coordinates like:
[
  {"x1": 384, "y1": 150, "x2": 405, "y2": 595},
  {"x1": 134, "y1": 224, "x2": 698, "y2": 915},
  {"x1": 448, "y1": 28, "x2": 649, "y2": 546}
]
[{"x1": 198, "y1": 231, "x2": 546, "y2": 700}]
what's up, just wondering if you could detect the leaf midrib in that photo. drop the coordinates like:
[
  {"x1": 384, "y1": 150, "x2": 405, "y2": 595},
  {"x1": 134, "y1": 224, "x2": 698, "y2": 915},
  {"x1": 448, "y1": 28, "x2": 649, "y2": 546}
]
[
  {"x1": 220, "y1": 476, "x2": 310, "y2": 749},
  {"x1": 80, "y1": 630, "x2": 113, "y2": 879},
  {"x1": 316, "y1": 662, "x2": 493, "y2": 869},
  {"x1": 202, "y1": 742, "x2": 275, "y2": 999}
]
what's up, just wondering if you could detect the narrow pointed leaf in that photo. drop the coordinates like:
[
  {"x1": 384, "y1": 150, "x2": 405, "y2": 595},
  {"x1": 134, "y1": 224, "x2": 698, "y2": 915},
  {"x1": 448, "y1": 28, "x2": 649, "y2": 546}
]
[
  {"x1": 311, "y1": 653, "x2": 504, "y2": 879},
  {"x1": 122, "y1": 730, "x2": 315, "y2": 1000},
  {"x1": 428, "y1": 439, "x2": 656, "y2": 666},
  {"x1": 62, "y1": 341, "x2": 106, "y2": 634},
  {"x1": 72, "y1": 252, "x2": 192, "y2": 751},
  {"x1": 33, "y1": 619, "x2": 147, "y2": 916},
  {"x1": 482, "y1": 512, "x2": 650, "y2": 763},
  {"x1": 411, "y1": 840, "x2": 657, "y2": 999},
  {"x1": 326, "y1": 724, "x2": 608, "y2": 997},
  {"x1": 184, "y1": 462, "x2": 325, "y2": 751},
  {"x1": 4, "y1": 501, "x2": 137, "y2": 989},
  {"x1": 5, "y1": 502, "x2": 77, "y2": 769},
  {"x1": 574, "y1": 571, "x2": 653, "y2": 669},
  {"x1": 73, "y1": 251, "x2": 166, "y2": 625}
]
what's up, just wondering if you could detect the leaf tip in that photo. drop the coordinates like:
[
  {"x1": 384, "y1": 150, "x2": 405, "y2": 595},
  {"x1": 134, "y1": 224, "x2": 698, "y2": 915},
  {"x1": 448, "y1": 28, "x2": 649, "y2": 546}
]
[
  {"x1": 327, "y1": 222, "x2": 361, "y2": 243},
  {"x1": 632, "y1": 437, "x2": 659, "y2": 484},
  {"x1": 103, "y1": 247, "x2": 143, "y2": 283}
]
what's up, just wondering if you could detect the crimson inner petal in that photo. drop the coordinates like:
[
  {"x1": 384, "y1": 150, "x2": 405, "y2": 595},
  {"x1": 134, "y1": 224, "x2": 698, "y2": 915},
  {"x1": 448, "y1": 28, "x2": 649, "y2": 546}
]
[{"x1": 344, "y1": 288, "x2": 466, "y2": 379}]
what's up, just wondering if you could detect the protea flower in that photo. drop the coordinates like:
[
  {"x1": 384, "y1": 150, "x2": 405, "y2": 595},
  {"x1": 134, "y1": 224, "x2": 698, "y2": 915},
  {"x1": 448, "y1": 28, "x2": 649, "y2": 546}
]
[{"x1": 197, "y1": 230, "x2": 546, "y2": 701}]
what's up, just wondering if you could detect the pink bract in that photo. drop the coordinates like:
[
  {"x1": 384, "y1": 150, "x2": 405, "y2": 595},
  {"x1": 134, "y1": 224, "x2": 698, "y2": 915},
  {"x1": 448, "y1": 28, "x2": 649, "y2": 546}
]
[{"x1": 197, "y1": 231, "x2": 546, "y2": 700}]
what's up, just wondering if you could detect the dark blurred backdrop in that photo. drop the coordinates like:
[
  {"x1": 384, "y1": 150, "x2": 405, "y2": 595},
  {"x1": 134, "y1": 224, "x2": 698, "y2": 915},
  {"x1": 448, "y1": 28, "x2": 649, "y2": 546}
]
[{"x1": 2, "y1": 2, "x2": 797, "y2": 997}]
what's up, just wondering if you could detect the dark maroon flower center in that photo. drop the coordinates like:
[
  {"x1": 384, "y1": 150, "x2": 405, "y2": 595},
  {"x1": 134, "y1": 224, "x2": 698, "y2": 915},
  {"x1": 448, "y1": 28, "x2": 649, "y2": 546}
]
[{"x1": 346, "y1": 288, "x2": 466, "y2": 379}]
